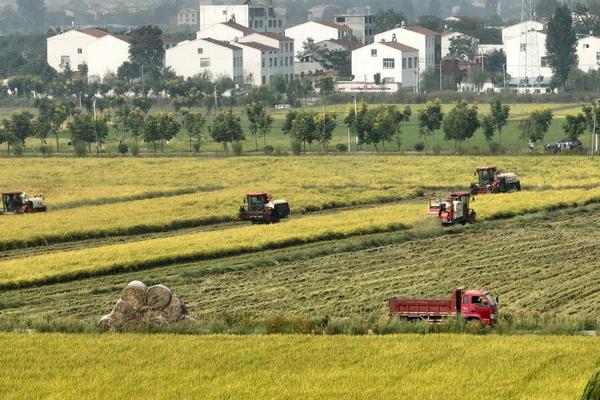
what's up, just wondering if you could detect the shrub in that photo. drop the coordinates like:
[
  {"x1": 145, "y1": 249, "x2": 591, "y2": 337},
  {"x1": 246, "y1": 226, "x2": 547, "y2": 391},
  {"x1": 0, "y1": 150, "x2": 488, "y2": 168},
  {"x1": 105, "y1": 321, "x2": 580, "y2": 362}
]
[
  {"x1": 12, "y1": 144, "x2": 23, "y2": 156},
  {"x1": 335, "y1": 143, "x2": 348, "y2": 152},
  {"x1": 232, "y1": 141, "x2": 243, "y2": 156},
  {"x1": 264, "y1": 145, "x2": 274, "y2": 155},
  {"x1": 73, "y1": 142, "x2": 87, "y2": 157},
  {"x1": 130, "y1": 142, "x2": 140, "y2": 156},
  {"x1": 291, "y1": 139, "x2": 302, "y2": 155},
  {"x1": 432, "y1": 143, "x2": 442, "y2": 155},
  {"x1": 581, "y1": 370, "x2": 600, "y2": 400},
  {"x1": 414, "y1": 142, "x2": 425, "y2": 152},
  {"x1": 488, "y1": 142, "x2": 505, "y2": 155},
  {"x1": 117, "y1": 143, "x2": 128, "y2": 156},
  {"x1": 39, "y1": 145, "x2": 50, "y2": 155},
  {"x1": 192, "y1": 143, "x2": 200, "y2": 153}
]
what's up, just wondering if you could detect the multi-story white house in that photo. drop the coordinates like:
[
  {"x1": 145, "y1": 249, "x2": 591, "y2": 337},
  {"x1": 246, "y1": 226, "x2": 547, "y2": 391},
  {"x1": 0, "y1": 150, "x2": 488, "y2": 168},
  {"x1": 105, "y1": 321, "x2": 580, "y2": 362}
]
[
  {"x1": 577, "y1": 36, "x2": 600, "y2": 72},
  {"x1": 199, "y1": 0, "x2": 284, "y2": 34},
  {"x1": 504, "y1": 30, "x2": 552, "y2": 84},
  {"x1": 501, "y1": 20, "x2": 545, "y2": 44},
  {"x1": 47, "y1": 28, "x2": 110, "y2": 72},
  {"x1": 197, "y1": 20, "x2": 255, "y2": 41},
  {"x1": 285, "y1": 20, "x2": 352, "y2": 57},
  {"x1": 238, "y1": 31, "x2": 294, "y2": 82},
  {"x1": 87, "y1": 34, "x2": 130, "y2": 81},
  {"x1": 334, "y1": 13, "x2": 376, "y2": 44},
  {"x1": 165, "y1": 38, "x2": 243, "y2": 83},
  {"x1": 351, "y1": 41, "x2": 419, "y2": 91},
  {"x1": 177, "y1": 8, "x2": 199, "y2": 27},
  {"x1": 374, "y1": 25, "x2": 440, "y2": 75},
  {"x1": 233, "y1": 41, "x2": 279, "y2": 85}
]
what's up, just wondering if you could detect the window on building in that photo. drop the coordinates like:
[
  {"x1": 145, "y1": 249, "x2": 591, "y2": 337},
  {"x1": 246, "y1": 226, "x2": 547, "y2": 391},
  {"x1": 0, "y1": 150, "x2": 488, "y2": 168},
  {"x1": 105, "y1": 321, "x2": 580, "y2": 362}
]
[
  {"x1": 371, "y1": 49, "x2": 377, "y2": 57},
  {"x1": 269, "y1": 58, "x2": 273, "y2": 67},
  {"x1": 197, "y1": 48, "x2": 203, "y2": 54},
  {"x1": 408, "y1": 57, "x2": 412, "y2": 68},
  {"x1": 520, "y1": 43, "x2": 526, "y2": 51},
  {"x1": 200, "y1": 58, "x2": 211, "y2": 67},
  {"x1": 60, "y1": 55, "x2": 70, "y2": 67},
  {"x1": 540, "y1": 56, "x2": 548, "y2": 67},
  {"x1": 262, "y1": 59, "x2": 265, "y2": 67},
  {"x1": 285, "y1": 42, "x2": 288, "y2": 52},
  {"x1": 262, "y1": 75, "x2": 266, "y2": 84},
  {"x1": 585, "y1": 44, "x2": 590, "y2": 49},
  {"x1": 278, "y1": 20, "x2": 282, "y2": 28},
  {"x1": 274, "y1": 58, "x2": 278, "y2": 66},
  {"x1": 414, "y1": 57, "x2": 418, "y2": 67},
  {"x1": 259, "y1": 20, "x2": 263, "y2": 28},
  {"x1": 336, "y1": 17, "x2": 345, "y2": 23},
  {"x1": 402, "y1": 58, "x2": 407, "y2": 69},
  {"x1": 268, "y1": 20, "x2": 272, "y2": 27},
  {"x1": 383, "y1": 58, "x2": 395, "y2": 69},
  {"x1": 289, "y1": 56, "x2": 293, "y2": 65},
  {"x1": 77, "y1": 48, "x2": 82, "y2": 54},
  {"x1": 596, "y1": 52, "x2": 600, "y2": 62},
  {"x1": 285, "y1": 57, "x2": 288, "y2": 66}
]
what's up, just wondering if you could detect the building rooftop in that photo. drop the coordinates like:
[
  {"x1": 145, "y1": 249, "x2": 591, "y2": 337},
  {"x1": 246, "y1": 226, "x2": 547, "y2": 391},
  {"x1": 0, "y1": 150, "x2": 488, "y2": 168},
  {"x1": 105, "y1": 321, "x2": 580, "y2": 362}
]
[
  {"x1": 382, "y1": 41, "x2": 418, "y2": 52},
  {"x1": 256, "y1": 31, "x2": 293, "y2": 41},
  {"x1": 76, "y1": 28, "x2": 111, "y2": 38},
  {"x1": 313, "y1": 20, "x2": 350, "y2": 30},
  {"x1": 223, "y1": 20, "x2": 256, "y2": 35},
  {"x1": 405, "y1": 25, "x2": 440, "y2": 36},
  {"x1": 237, "y1": 41, "x2": 278, "y2": 51},
  {"x1": 201, "y1": 37, "x2": 241, "y2": 50}
]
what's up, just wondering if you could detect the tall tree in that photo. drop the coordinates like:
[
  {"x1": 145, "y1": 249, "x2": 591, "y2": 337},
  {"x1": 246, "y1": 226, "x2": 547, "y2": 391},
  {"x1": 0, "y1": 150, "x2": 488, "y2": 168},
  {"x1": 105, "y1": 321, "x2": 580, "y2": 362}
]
[
  {"x1": 182, "y1": 111, "x2": 206, "y2": 152},
  {"x1": 210, "y1": 110, "x2": 244, "y2": 151},
  {"x1": 314, "y1": 110, "x2": 337, "y2": 152},
  {"x1": 546, "y1": 3, "x2": 578, "y2": 89},
  {"x1": 10, "y1": 111, "x2": 34, "y2": 145},
  {"x1": 563, "y1": 113, "x2": 587, "y2": 141},
  {"x1": 374, "y1": 9, "x2": 407, "y2": 34},
  {"x1": 258, "y1": 112, "x2": 274, "y2": 148},
  {"x1": 129, "y1": 26, "x2": 165, "y2": 79},
  {"x1": 418, "y1": 99, "x2": 444, "y2": 142},
  {"x1": 443, "y1": 101, "x2": 480, "y2": 149},
  {"x1": 68, "y1": 111, "x2": 96, "y2": 153},
  {"x1": 489, "y1": 100, "x2": 510, "y2": 144},
  {"x1": 156, "y1": 113, "x2": 180, "y2": 152},
  {"x1": 519, "y1": 109, "x2": 553, "y2": 143},
  {"x1": 124, "y1": 108, "x2": 146, "y2": 143},
  {"x1": 290, "y1": 112, "x2": 316, "y2": 153},
  {"x1": 246, "y1": 102, "x2": 265, "y2": 150}
]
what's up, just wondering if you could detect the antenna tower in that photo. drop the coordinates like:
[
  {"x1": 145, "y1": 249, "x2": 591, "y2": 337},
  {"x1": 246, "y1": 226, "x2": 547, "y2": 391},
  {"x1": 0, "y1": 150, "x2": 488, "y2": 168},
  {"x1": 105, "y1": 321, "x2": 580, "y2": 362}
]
[{"x1": 518, "y1": 0, "x2": 541, "y2": 91}]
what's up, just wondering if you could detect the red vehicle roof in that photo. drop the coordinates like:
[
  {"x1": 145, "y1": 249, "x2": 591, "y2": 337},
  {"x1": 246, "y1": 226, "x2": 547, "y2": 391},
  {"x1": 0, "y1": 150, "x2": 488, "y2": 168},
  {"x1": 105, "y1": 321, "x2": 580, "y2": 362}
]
[
  {"x1": 450, "y1": 191, "x2": 470, "y2": 196},
  {"x1": 476, "y1": 166, "x2": 497, "y2": 170},
  {"x1": 1, "y1": 191, "x2": 23, "y2": 195},
  {"x1": 246, "y1": 192, "x2": 269, "y2": 196}
]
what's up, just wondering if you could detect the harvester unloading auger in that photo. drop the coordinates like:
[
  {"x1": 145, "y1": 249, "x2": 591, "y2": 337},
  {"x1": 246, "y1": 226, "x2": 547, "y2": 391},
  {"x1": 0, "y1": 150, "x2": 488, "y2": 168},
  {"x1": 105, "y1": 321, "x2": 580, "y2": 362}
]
[{"x1": 238, "y1": 192, "x2": 290, "y2": 224}]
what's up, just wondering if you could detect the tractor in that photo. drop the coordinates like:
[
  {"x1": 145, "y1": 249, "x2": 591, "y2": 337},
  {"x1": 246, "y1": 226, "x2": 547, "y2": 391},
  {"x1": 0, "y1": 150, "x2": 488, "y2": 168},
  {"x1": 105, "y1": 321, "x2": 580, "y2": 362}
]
[
  {"x1": 428, "y1": 191, "x2": 476, "y2": 225},
  {"x1": 238, "y1": 192, "x2": 290, "y2": 224},
  {"x1": 470, "y1": 166, "x2": 521, "y2": 195},
  {"x1": 1, "y1": 191, "x2": 47, "y2": 215}
]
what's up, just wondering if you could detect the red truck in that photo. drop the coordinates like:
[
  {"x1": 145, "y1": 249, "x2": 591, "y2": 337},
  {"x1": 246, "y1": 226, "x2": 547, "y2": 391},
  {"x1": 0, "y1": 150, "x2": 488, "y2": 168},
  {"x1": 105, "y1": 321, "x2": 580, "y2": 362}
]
[{"x1": 388, "y1": 287, "x2": 497, "y2": 325}]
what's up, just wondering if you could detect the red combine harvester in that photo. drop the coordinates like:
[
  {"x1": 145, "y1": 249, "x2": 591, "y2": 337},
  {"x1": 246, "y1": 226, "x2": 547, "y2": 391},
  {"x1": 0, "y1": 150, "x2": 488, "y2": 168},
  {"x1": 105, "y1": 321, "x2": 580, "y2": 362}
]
[
  {"x1": 238, "y1": 192, "x2": 290, "y2": 224},
  {"x1": 1, "y1": 191, "x2": 47, "y2": 215},
  {"x1": 470, "y1": 166, "x2": 521, "y2": 195},
  {"x1": 389, "y1": 287, "x2": 498, "y2": 325},
  {"x1": 428, "y1": 192, "x2": 476, "y2": 225}
]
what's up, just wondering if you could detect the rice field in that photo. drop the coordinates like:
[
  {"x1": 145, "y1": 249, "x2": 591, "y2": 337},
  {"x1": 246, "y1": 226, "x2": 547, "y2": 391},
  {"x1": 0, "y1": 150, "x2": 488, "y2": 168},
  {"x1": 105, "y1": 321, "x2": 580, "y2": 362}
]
[{"x1": 0, "y1": 333, "x2": 598, "y2": 400}]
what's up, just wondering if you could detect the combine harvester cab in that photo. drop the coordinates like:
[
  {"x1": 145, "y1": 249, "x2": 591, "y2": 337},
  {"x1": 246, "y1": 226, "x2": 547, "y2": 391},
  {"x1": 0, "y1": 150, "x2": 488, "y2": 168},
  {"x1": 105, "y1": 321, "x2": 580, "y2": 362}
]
[
  {"x1": 428, "y1": 192, "x2": 476, "y2": 225},
  {"x1": 470, "y1": 166, "x2": 521, "y2": 195},
  {"x1": 389, "y1": 287, "x2": 498, "y2": 325},
  {"x1": 239, "y1": 192, "x2": 290, "y2": 224},
  {"x1": 1, "y1": 191, "x2": 47, "y2": 215}
]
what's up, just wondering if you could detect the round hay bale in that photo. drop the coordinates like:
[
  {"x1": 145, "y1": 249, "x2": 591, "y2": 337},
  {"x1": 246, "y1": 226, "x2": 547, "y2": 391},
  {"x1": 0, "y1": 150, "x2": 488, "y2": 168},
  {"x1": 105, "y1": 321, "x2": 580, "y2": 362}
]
[
  {"x1": 121, "y1": 280, "x2": 148, "y2": 309},
  {"x1": 143, "y1": 310, "x2": 168, "y2": 326},
  {"x1": 146, "y1": 284, "x2": 172, "y2": 310},
  {"x1": 162, "y1": 295, "x2": 184, "y2": 323},
  {"x1": 178, "y1": 315, "x2": 197, "y2": 325},
  {"x1": 581, "y1": 370, "x2": 600, "y2": 400},
  {"x1": 111, "y1": 299, "x2": 140, "y2": 327},
  {"x1": 98, "y1": 314, "x2": 113, "y2": 329}
]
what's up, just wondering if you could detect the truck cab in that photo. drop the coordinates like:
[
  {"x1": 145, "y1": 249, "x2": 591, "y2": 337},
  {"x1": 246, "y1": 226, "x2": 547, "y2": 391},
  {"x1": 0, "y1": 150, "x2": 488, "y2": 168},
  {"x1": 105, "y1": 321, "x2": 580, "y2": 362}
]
[{"x1": 460, "y1": 289, "x2": 497, "y2": 325}]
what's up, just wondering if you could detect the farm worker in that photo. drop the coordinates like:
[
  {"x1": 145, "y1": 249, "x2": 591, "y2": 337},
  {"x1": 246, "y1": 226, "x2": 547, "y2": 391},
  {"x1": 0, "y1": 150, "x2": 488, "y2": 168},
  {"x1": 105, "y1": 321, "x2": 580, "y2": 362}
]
[{"x1": 528, "y1": 140, "x2": 534, "y2": 153}]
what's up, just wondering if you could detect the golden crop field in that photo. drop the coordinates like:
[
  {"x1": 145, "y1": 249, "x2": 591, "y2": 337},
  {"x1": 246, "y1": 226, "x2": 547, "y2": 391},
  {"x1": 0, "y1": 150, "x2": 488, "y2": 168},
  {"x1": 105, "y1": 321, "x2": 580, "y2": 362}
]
[
  {"x1": 0, "y1": 333, "x2": 598, "y2": 400},
  {"x1": 3, "y1": 186, "x2": 600, "y2": 288},
  {"x1": 2, "y1": 156, "x2": 600, "y2": 247}
]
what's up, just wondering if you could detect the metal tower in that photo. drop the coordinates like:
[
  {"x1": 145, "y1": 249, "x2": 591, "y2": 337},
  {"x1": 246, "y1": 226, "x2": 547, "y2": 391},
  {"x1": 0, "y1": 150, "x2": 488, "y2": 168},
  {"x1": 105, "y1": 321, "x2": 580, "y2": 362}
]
[{"x1": 518, "y1": 0, "x2": 541, "y2": 91}]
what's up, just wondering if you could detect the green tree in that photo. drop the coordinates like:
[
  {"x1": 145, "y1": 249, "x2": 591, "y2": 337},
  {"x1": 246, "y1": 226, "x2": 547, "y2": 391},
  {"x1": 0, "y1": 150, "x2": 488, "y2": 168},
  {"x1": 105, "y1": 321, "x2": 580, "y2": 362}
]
[
  {"x1": 143, "y1": 114, "x2": 161, "y2": 152},
  {"x1": 94, "y1": 116, "x2": 109, "y2": 153},
  {"x1": 182, "y1": 111, "x2": 206, "y2": 152},
  {"x1": 371, "y1": 106, "x2": 397, "y2": 151},
  {"x1": 282, "y1": 110, "x2": 298, "y2": 135},
  {"x1": 449, "y1": 35, "x2": 479, "y2": 61},
  {"x1": 258, "y1": 112, "x2": 274, "y2": 148},
  {"x1": 129, "y1": 26, "x2": 165, "y2": 79},
  {"x1": 210, "y1": 110, "x2": 244, "y2": 151},
  {"x1": 68, "y1": 111, "x2": 95, "y2": 152},
  {"x1": 536, "y1": 0, "x2": 560, "y2": 19},
  {"x1": 489, "y1": 100, "x2": 511, "y2": 143},
  {"x1": 546, "y1": 4, "x2": 578, "y2": 89},
  {"x1": 316, "y1": 76, "x2": 335, "y2": 97},
  {"x1": 10, "y1": 111, "x2": 34, "y2": 145},
  {"x1": 314, "y1": 110, "x2": 337, "y2": 152},
  {"x1": 132, "y1": 97, "x2": 155, "y2": 113},
  {"x1": 418, "y1": 99, "x2": 444, "y2": 142},
  {"x1": 156, "y1": 113, "x2": 180, "y2": 152},
  {"x1": 519, "y1": 109, "x2": 554, "y2": 143},
  {"x1": 443, "y1": 101, "x2": 480, "y2": 149},
  {"x1": 246, "y1": 102, "x2": 265, "y2": 150},
  {"x1": 124, "y1": 108, "x2": 146, "y2": 143},
  {"x1": 481, "y1": 115, "x2": 495, "y2": 142},
  {"x1": 290, "y1": 112, "x2": 316, "y2": 153},
  {"x1": 389, "y1": 105, "x2": 412, "y2": 151},
  {"x1": 563, "y1": 113, "x2": 587, "y2": 141}
]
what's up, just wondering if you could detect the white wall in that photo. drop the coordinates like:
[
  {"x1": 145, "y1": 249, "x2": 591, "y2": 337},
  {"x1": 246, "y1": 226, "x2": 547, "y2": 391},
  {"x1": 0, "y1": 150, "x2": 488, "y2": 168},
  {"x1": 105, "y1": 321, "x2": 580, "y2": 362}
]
[
  {"x1": 577, "y1": 36, "x2": 600, "y2": 72},
  {"x1": 239, "y1": 33, "x2": 294, "y2": 82},
  {"x1": 374, "y1": 28, "x2": 435, "y2": 73},
  {"x1": 47, "y1": 30, "x2": 99, "y2": 72},
  {"x1": 505, "y1": 31, "x2": 552, "y2": 82},
  {"x1": 196, "y1": 23, "x2": 248, "y2": 41},
  {"x1": 285, "y1": 21, "x2": 347, "y2": 58},
  {"x1": 234, "y1": 43, "x2": 265, "y2": 86},
  {"x1": 165, "y1": 39, "x2": 243, "y2": 82},
  {"x1": 351, "y1": 42, "x2": 418, "y2": 90},
  {"x1": 87, "y1": 36, "x2": 129, "y2": 81},
  {"x1": 502, "y1": 20, "x2": 544, "y2": 44},
  {"x1": 199, "y1": 5, "x2": 249, "y2": 31}
]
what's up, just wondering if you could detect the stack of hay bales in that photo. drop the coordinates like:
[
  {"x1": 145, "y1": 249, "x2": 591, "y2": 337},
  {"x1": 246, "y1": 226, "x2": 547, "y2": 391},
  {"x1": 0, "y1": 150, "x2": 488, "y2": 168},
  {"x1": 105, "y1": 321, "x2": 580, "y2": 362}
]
[{"x1": 99, "y1": 281, "x2": 196, "y2": 330}]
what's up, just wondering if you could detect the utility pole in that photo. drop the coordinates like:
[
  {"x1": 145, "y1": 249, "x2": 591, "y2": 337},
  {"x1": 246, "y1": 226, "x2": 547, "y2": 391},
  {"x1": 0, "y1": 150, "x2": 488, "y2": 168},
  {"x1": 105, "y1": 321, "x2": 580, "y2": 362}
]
[
  {"x1": 353, "y1": 94, "x2": 358, "y2": 152},
  {"x1": 593, "y1": 99, "x2": 600, "y2": 159},
  {"x1": 92, "y1": 94, "x2": 98, "y2": 155}
]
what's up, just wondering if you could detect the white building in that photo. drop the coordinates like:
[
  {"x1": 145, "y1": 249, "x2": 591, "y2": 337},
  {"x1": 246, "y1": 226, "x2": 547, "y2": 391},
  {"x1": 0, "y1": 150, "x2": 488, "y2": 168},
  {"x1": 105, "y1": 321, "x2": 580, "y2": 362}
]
[
  {"x1": 285, "y1": 20, "x2": 352, "y2": 58},
  {"x1": 47, "y1": 28, "x2": 110, "y2": 73},
  {"x1": 165, "y1": 38, "x2": 243, "y2": 83},
  {"x1": 374, "y1": 25, "x2": 440, "y2": 75},
  {"x1": 238, "y1": 31, "x2": 295, "y2": 82},
  {"x1": 199, "y1": 0, "x2": 284, "y2": 34},
  {"x1": 334, "y1": 13, "x2": 376, "y2": 44},
  {"x1": 504, "y1": 30, "x2": 552, "y2": 84},
  {"x1": 478, "y1": 44, "x2": 504, "y2": 55},
  {"x1": 197, "y1": 20, "x2": 255, "y2": 41},
  {"x1": 87, "y1": 34, "x2": 130, "y2": 81},
  {"x1": 177, "y1": 8, "x2": 199, "y2": 27},
  {"x1": 577, "y1": 36, "x2": 600, "y2": 72},
  {"x1": 501, "y1": 20, "x2": 545, "y2": 44},
  {"x1": 351, "y1": 41, "x2": 419, "y2": 91},
  {"x1": 234, "y1": 41, "x2": 278, "y2": 85}
]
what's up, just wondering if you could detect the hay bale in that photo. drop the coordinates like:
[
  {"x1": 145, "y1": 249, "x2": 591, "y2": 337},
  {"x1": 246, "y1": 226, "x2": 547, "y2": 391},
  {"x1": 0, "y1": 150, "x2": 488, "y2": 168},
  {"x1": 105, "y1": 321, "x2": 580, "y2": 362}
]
[
  {"x1": 178, "y1": 315, "x2": 197, "y2": 324},
  {"x1": 111, "y1": 299, "x2": 139, "y2": 326},
  {"x1": 121, "y1": 280, "x2": 148, "y2": 309},
  {"x1": 143, "y1": 310, "x2": 168, "y2": 326},
  {"x1": 581, "y1": 370, "x2": 600, "y2": 400},
  {"x1": 98, "y1": 314, "x2": 112, "y2": 329},
  {"x1": 146, "y1": 284, "x2": 172, "y2": 310},
  {"x1": 162, "y1": 295, "x2": 184, "y2": 323}
]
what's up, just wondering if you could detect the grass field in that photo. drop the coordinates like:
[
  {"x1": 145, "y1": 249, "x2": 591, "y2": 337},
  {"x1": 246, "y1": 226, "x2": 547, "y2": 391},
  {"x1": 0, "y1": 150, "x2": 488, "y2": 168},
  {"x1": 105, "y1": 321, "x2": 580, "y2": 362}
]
[
  {"x1": 0, "y1": 333, "x2": 598, "y2": 400},
  {"x1": 0, "y1": 102, "x2": 590, "y2": 154}
]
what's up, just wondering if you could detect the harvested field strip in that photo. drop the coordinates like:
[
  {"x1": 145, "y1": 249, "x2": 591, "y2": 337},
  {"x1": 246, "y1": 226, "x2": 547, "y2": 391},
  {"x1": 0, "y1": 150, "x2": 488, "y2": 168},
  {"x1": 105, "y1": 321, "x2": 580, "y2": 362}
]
[
  {"x1": 3, "y1": 188, "x2": 600, "y2": 290},
  {"x1": 0, "y1": 333, "x2": 598, "y2": 400}
]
